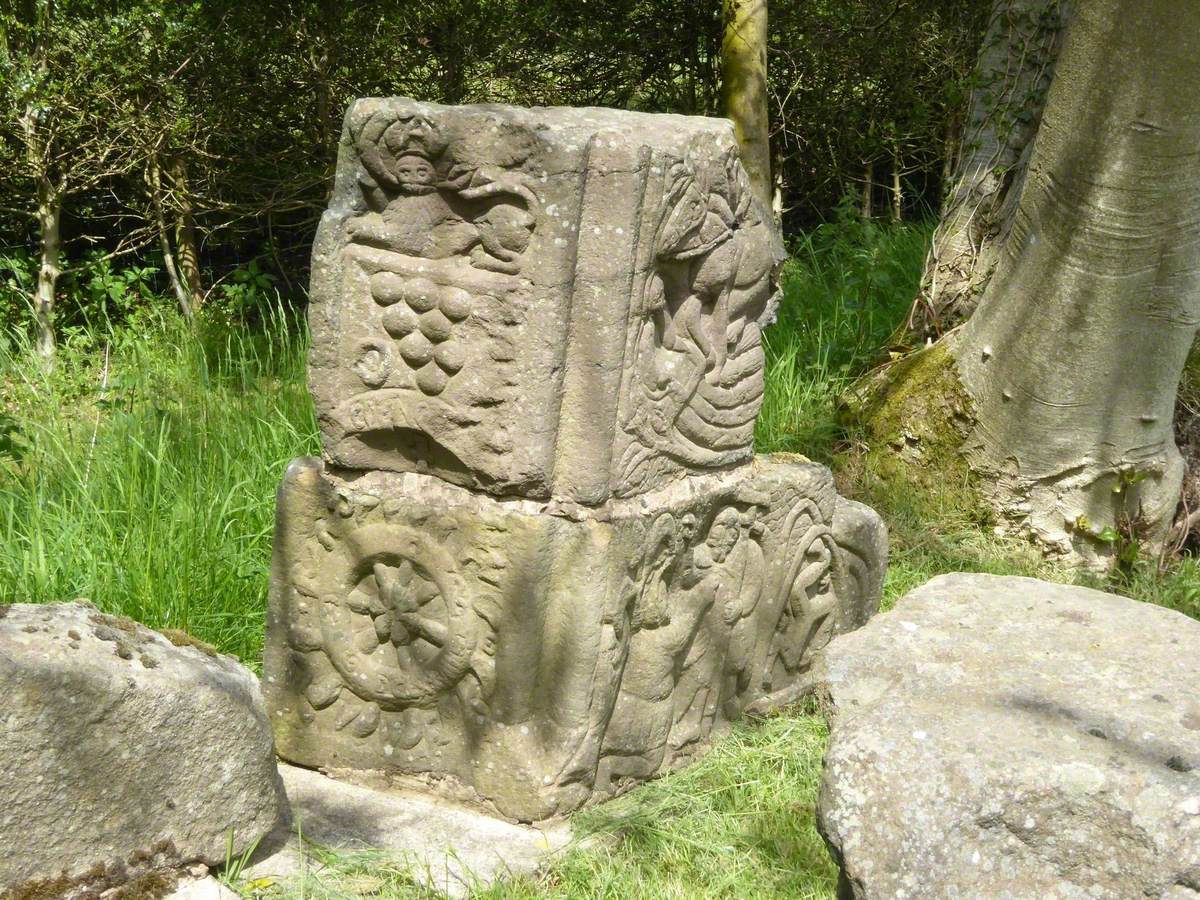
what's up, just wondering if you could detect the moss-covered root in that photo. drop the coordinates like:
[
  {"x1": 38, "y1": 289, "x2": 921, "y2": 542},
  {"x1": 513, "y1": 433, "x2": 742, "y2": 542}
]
[{"x1": 842, "y1": 340, "x2": 978, "y2": 502}]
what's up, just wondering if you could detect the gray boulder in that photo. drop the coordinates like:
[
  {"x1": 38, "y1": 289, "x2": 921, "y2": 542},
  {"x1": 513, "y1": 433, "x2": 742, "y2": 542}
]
[
  {"x1": 816, "y1": 573, "x2": 1200, "y2": 900},
  {"x1": 0, "y1": 602, "x2": 285, "y2": 893}
]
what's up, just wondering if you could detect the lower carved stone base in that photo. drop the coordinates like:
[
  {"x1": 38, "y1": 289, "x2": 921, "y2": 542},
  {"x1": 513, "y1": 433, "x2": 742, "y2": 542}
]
[{"x1": 263, "y1": 455, "x2": 885, "y2": 821}]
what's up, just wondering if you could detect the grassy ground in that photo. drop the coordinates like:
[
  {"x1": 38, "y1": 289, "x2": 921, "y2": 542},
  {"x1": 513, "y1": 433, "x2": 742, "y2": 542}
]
[{"x1": 1, "y1": 221, "x2": 1196, "y2": 899}]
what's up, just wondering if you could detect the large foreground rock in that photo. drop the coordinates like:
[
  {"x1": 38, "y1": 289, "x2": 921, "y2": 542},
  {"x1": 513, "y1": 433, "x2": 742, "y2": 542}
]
[
  {"x1": 0, "y1": 602, "x2": 285, "y2": 893},
  {"x1": 816, "y1": 573, "x2": 1200, "y2": 900}
]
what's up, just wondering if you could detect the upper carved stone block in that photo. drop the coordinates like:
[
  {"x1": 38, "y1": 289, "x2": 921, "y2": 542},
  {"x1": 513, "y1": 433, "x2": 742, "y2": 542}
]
[{"x1": 309, "y1": 98, "x2": 783, "y2": 503}]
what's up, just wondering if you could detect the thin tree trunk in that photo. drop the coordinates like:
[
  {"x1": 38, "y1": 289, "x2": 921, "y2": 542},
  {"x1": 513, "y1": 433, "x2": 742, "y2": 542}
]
[
  {"x1": 949, "y1": 0, "x2": 1200, "y2": 565},
  {"x1": 168, "y1": 157, "x2": 204, "y2": 312},
  {"x1": 721, "y1": 0, "x2": 772, "y2": 212},
  {"x1": 907, "y1": 0, "x2": 1069, "y2": 339},
  {"x1": 149, "y1": 153, "x2": 193, "y2": 322},
  {"x1": 890, "y1": 145, "x2": 902, "y2": 222},
  {"x1": 34, "y1": 175, "x2": 61, "y2": 363},
  {"x1": 860, "y1": 162, "x2": 873, "y2": 220},
  {"x1": 771, "y1": 148, "x2": 784, "y2": 224}
]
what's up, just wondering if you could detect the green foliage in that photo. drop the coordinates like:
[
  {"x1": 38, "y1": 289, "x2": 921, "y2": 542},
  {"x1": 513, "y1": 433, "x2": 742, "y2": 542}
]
[
  {"x1": 0, "y1": 249, "x2": 37, "y2": 329},
  {"x1": 756, "y1": 212, "x2": 932, "y2": 461},
  {"x1": 0, "y1": 0, "x2": 992, "y2": 353}
]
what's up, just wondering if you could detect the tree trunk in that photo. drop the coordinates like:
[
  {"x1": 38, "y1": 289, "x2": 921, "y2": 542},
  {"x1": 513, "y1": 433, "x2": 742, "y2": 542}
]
[
  {"x1": 34, "y1": 176, "x2": 61, "y2": 363},
  {"x1": 907, "y1": 0, "x2": 1069, "y2": 340},
  {"x1": 889, "y1": 145, "x2": 902, "y2": 222},
  {"x1": 148, "y1": 153, "x2": 194, "y2": 322},
  {"x1": 862, "y1": 0, "x2": 1200, "y2": 569},
  {"x1": 721, "y1": 0, "x2": 772, "y2": 211},
  {"x1": 860, "y1": 162, "x2": 873, "y2": 221},
  {"x1": 168, "y1": 157, "x2": 204, "y2": 312}
]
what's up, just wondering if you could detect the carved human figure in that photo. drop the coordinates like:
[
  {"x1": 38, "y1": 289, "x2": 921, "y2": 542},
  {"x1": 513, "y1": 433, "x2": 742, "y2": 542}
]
[
  {"x1": 617, "y1": 149, "x2": 775, "y2": 487},
  {"x1": 669, "y1": 503, "x2": 772, "y2": 748},
  {"x1": 769, "y1": 527, "x2": 837, "y2": 685},
  {"x1": 345, "y1": 107, "x2": 536, "y2": 274},
  {"x1": 348, "y1": 152, "x2": 480, "y2": 259},
  {"x1": 596, "y1": 513, "x2": 725, "y2": 788},
  {"x1": 720, "y1": 507, "x2": 767, "y2": 709}
]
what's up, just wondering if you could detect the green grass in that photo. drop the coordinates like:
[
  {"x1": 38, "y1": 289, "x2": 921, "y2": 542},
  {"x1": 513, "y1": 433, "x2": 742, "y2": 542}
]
[
  {"x1": 755, "y1": 216, "x2": 930, "y2": 463},
  {"x1": 0, "y1": 306, "x2": 316, "y2": 664},
  {"x1": 1, "y1": 221, "x2": 1196, "y2": 899}
]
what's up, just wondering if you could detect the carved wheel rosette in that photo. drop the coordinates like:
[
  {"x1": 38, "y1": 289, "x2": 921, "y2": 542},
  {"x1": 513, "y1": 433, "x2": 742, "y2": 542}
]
[{"x1": 317, "y1": 521, "x2": 479, "y2": 711}]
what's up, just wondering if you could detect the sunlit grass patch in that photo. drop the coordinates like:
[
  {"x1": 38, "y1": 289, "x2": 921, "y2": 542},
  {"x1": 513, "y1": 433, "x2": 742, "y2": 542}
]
[{"x1": 0, "y1": 306, "x2": 316, "y2": 663}]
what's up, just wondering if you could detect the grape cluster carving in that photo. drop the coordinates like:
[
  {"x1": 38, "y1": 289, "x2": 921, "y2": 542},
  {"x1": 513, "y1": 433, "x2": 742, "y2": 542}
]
[{"x1": 370, "y1": 272, "x2": 471, "y2": 396}]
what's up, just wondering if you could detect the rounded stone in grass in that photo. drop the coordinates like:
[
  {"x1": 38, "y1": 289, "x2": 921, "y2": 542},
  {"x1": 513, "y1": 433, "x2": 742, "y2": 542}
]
[{"x1": 0, "y1": 601, "x2": 285, "y2": 894}]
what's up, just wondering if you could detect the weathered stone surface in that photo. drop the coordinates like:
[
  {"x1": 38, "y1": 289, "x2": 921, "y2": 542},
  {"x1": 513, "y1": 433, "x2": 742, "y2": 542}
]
[
  {"x1": 265, "y1": 455, "x2": 885, "y2": 820},
  {"x1": 240, "y1": 763, "x2": 571, "y2": 897},
  {"x1": 270, "y1": 97, "x2": 886, "y2": 822},
  {"x1": 0, "y1": 602, "x2": 285, "y2": 892},
  {"x1": 309, "y1": 98, "x2": 784, "y2": 503},
  {"x1": 815, "y1": 574, "x2": 1200, "y2": 900}
]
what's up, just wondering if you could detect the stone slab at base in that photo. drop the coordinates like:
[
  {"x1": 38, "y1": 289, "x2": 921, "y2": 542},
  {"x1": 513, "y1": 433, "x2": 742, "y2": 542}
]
[
  {"x1": 264, "y1": 454, "x2": 885, "y2": 821},
  {"x1": 240, "y1": 762, "x2": 570, "y2": 897}
]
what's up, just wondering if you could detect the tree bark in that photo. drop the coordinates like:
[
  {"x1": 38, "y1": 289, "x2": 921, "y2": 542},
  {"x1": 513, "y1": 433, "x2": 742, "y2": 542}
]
[
  {"x1": 860, "y1": 162, "x2": 873, "y2": 221},
  {"x1": 168, "y1": 156, "x2": 204, "y2": 312},
  {"x1": 148, "y1": 153, "x2": 193, "y2": 322},
  {"x1": 907, "y1": 0, "x2": 1068, "y2": 339},
  {"x1": 889, "y1": 144, "x2": 902, "y2": 222},
  {"x1": 721, "y1": 0, "x2": 772, "y2": 211},
  {"x1": 34, "y1": 175, "x2": 61, "y2": 363},
  {"x1": 864, "y1": 0, "x2": 1200, "y2": 569},
  {"x1": 952, "y1": 0, "x2": 1200, "y2": 564}
]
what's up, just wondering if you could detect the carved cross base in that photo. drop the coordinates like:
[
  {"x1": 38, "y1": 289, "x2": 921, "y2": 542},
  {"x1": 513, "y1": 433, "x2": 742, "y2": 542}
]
[{"x1": 264, "y1": 455, "x2": 885, "y2": 821}]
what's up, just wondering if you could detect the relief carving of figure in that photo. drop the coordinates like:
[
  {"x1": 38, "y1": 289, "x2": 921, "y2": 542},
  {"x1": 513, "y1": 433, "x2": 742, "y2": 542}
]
[
  {"x1": 595, "y1": 513, "x2": 716, "y2": 790},
  {"x1": 753, "y1": 500, "x2": 839, "y2": 694},
  {"x1": 346, "y1": 107, "x2": 537, "y2": 272},
  {"x1": 618, "y1": 146, "x2": 778, "y2": 487},
  {"x1": 668, "y1": 506, "x2": 750, "y2": 750}
]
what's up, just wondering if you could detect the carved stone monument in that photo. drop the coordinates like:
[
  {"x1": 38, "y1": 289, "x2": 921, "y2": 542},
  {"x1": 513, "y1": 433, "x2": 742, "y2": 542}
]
[{"x1": 264, "y1": 99, "x2": 887, "y2": 822}]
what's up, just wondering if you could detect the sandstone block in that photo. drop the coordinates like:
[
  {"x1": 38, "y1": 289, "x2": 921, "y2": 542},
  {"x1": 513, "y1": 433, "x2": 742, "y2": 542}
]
[
  {"x1": 816, "y1": 574, "x2": 1200, "y2": 900},
  {"x1": 308, "y1": 98, "x2": 784, "y2": 503},
  {"x1": 264, "y1": 455, "x2": 884, "y2": 820},
  {"x1": 0, "y1": 602, "x2": 285, "y2": 893}
]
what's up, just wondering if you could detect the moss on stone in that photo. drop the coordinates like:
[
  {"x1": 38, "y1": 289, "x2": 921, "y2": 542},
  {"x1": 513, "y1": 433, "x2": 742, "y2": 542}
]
[
  {"x1": 0, "y1": 872, "x2": 75, "y2": 900},
  {"x1": 158, "y1": 628, "x2": 219, "y2": 658},
  {"x1": 0, "y1": 861, "x2": 178, "y2": 900}
]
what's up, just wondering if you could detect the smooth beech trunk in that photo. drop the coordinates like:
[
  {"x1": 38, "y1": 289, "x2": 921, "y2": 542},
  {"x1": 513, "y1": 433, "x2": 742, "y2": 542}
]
[
  {"x1": 909, "y1": 0, "x2": 1068, "y2": 338},
  {"x1": 949, "y1": 0, "x2": 1200, "y2": 564},
  {"x1": 721, "y1": 0, "x2": 771, "y2": 211}
]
